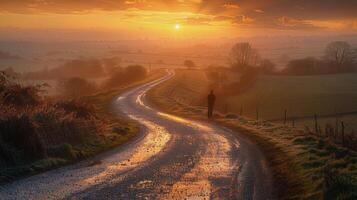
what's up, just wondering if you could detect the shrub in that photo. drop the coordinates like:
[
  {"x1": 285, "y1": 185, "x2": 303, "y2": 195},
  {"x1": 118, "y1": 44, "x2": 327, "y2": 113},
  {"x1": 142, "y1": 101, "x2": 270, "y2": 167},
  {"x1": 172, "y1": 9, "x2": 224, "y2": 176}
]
[
  {"x1": 47, "y1": 143, "x2": 75, "y2": 160},
  {"x1": 58, "y1": 77, "x2": 97, "y2": 97},
  {"x1": 225, "y1": 113, "x2": 238, "y2": 119},
  {"x1": 104, "y1": 65, "x2": 147, "y2": 88},
  {"x1": 54, "y1": 99, "x2": 96, "y2": 119},
  {"x1": 1, "y1": 71, "x2": 42, "y2": 107},
  {"x1": 0, "y1": 114, "x2": 46, "y2": 164}
]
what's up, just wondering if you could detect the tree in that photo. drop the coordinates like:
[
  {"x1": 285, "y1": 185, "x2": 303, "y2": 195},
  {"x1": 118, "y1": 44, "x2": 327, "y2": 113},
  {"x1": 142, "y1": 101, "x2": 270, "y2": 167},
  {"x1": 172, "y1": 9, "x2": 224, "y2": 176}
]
[
  {"x1": 104, "y1": 65, "x2": 147, "y2": 88},
  {"x1": 184, "y1": 60, "x2": 196, "y2": 69},
  {"x1": 58, "y1": 77, "x2": 97, "y2": 97},
  {"x1": 260, "y1": 59, "x2": 276, "y2": 74},
  {"x1": 283, "y1": 57, "x2": 318, "y2": 75},
  {"x1": 230, "y1": 42, "x2": 260, "y2": 72},
  {"x1": 325, "y1": 41, "x2": 352, "y2": 67},
  {"x1": 125, "y1": 65, "x2": 147, "y2": 81}
]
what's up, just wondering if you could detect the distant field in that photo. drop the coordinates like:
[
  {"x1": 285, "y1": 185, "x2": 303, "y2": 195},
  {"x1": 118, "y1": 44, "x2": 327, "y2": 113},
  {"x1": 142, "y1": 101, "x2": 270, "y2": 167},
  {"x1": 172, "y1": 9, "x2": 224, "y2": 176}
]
[
  {"x1": 163, "y1": 70, "x2": 357, "y2": 132},
  {"x1": 227, "y1": 74, "x2": 357, "y2": 120}
]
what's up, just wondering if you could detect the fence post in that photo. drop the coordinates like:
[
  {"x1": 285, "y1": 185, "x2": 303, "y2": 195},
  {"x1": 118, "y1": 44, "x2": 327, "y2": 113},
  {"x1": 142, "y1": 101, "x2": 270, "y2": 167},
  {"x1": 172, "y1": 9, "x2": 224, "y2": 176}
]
[
  {"x1": 284, "y1": 109, "x2": 287, "y2": 125},
  {"x1": 240, "y1": 105, "x2": 243, "y2": 116},
  {"x1": 256, "y1": 108, "x2": 259, "y2": 121},
  {"x1": 292, "y1": 117, "x2": 295, "y2": 127},
  {"x1": 314, "y1": 114, "x2": 318, "y2": 134},
  {"x1": 341, "y1": 121, "x2": 345, "y2": 146},
  {"x1": 335, "y1": 116, "x2": 339, "y2": 140}
]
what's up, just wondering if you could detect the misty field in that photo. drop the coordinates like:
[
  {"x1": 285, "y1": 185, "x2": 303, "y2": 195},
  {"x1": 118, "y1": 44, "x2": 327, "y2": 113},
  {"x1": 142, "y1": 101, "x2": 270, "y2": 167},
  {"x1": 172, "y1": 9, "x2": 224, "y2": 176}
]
[
  {"x1": 166, "y1": 70, "x2": 357, "y2": 118},
  {"x1": 228, "y1": 74, "x2": 357, "y2": 119}
]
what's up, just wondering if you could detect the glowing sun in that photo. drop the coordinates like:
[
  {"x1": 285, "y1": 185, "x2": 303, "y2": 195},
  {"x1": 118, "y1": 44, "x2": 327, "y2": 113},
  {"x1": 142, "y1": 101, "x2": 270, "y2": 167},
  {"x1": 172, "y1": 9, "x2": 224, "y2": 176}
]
[{"x1": 175, "y1": 24, "x2": 181, "y2": 30}]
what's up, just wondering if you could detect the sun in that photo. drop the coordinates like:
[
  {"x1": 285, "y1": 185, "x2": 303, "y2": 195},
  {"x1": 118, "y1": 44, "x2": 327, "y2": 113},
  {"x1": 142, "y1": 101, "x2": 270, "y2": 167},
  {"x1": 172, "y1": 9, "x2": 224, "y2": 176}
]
[{"x1": 175, "y1": 24, "x2": 181, "y2": 30}]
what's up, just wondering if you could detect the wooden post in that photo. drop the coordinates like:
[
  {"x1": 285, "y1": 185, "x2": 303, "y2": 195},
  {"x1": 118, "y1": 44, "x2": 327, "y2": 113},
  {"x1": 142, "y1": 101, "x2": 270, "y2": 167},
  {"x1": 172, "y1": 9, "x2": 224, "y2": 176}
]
[
  {"x1": 284, "y1": 109, "x2": 287, "y2": 125},
  {"x1": 335, "y1": 117, "x2": 339, "y2": 141},
  {"x1": 318, "y1": 125, "x2": 322, "y2": 136},
  {"x1": 341, "y1": 121, "x2": 345, "y2": 146},
  {"x1": 240, "y1": 105, "x2": 243, "y2": 116},
  {"x1": 256, "y1": 108, "x2": 259, "y2": 121},
  {"x1": 292, "y1": 117, "x2": 295, "y2": 127},
  {"x1": 314, "y1": 114, "x2": 318, "y2": 134}
]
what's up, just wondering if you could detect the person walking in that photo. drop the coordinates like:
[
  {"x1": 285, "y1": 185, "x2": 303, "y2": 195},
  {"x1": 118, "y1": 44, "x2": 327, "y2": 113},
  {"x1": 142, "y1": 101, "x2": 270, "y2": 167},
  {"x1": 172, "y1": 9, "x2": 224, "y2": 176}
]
[{"x1": 207, "y1": 90, "x2": 216, "y2": 119}]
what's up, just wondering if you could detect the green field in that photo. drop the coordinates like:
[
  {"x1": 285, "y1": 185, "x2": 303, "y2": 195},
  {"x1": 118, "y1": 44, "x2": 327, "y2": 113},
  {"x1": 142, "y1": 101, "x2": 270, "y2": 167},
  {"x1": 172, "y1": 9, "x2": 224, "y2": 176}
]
[
  {"x1": 166, "y1": 70, "x2": 357, "y2": 120},
  {"x1": 228, "y1": 74, "x2": 357, "y2": 120}
]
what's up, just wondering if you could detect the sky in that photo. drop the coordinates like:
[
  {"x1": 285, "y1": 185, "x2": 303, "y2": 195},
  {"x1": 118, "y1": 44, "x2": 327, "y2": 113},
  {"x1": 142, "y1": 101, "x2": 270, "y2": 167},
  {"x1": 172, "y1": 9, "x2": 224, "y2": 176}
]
[{"x1": 1, "y1": 0, "x2": 357, "y2": 41}]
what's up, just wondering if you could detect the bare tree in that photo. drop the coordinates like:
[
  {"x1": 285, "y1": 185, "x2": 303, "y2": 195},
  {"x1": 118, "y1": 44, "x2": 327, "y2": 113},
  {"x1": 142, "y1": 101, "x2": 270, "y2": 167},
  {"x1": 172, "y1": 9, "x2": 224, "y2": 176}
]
[
  {"x1": 325, "y1": 41, "x2": 352, "y2": 66},
  {"x1": 230, "y1": 42, "x2": 260, "y2": 71}
]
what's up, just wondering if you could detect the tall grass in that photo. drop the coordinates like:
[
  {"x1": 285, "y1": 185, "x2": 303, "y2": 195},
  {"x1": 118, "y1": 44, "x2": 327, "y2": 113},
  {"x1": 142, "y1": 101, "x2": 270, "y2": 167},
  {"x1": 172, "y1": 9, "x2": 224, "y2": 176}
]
[{"x1": 0, "y1": 71, "x2": 103, "y2": 174}]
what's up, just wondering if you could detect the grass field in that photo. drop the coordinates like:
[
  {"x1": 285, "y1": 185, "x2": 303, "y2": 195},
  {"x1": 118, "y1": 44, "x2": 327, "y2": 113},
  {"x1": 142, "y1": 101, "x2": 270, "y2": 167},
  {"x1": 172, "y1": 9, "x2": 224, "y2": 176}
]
[
  {"x1": 228, "y1": 74, "x2": 357, "y2": 120},
  {"x1": 159, "y1": 70, "x2": 357, "y2": 133},
  {"x1": 147, "y1": 69, "x2": 357, "y2": 199}
]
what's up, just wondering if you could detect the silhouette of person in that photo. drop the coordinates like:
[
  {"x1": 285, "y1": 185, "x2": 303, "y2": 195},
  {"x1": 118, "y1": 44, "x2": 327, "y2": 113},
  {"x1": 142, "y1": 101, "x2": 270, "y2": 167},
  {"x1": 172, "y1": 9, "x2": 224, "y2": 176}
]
[{"x1": 207, "y1": 90, "x2": 216, "y2": 119}]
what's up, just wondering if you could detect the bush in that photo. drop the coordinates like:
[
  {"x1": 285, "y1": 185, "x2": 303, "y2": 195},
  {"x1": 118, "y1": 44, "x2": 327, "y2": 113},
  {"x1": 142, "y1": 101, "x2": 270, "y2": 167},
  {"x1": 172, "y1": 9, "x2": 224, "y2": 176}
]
[
  {"x1": 47, "y1": 143, "x2": 75, "y2": 160},
  {"x1": 225, "y1": 113, "x2": 238, "y2": 119},
  {"x1": 54, "y1": 99, "x2": 96, "y2": 119},
  {"x1": 0, "y1": 101, "x2": 101, "y2": 167},
  {"x1": 105, "y1": 65, "x2": 147, "y2": 88},
  {"x1": 283, "y1": 57, "x2": 318, "y2": 75},
  {"x1": 1, "y1": 71, "x2": 42, "y2": 106},
  {"x1": 0, "y1": 114, "x2": 46, "y2": 165},
  {"x1": 58, "y1": 77, "x2": 97, "y2": 97}
]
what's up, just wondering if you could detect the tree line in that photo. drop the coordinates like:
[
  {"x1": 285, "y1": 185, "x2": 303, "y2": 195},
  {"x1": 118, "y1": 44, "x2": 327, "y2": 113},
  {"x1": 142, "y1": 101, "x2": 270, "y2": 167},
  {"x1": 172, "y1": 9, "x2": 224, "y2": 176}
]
[{"x1": 228, "y1": 41, "x2": 357, "y2": 76}]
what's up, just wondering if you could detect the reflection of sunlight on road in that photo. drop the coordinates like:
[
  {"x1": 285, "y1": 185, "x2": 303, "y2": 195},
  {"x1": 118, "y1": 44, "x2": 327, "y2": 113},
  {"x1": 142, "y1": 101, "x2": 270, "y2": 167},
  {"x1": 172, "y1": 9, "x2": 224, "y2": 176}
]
[
  {"x1": 135, "y1": 92, "x2": 153, "y2": 110},
  {"x1": 157, "y1": 112, "x2": 211, "y2": 131},
  {"x1": 81, "y1": 117, "x2": 171, "y2": 186},
  {"x1": 158, "y1": 112, "x2": 237, "y2": 199}
]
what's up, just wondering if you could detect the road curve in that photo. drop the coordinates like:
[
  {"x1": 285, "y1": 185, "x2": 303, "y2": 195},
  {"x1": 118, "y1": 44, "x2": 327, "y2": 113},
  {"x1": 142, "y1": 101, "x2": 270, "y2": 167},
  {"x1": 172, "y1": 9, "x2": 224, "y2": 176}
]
[{"x1": 0, "y1": 70, "x2": 274, "y2": 200}]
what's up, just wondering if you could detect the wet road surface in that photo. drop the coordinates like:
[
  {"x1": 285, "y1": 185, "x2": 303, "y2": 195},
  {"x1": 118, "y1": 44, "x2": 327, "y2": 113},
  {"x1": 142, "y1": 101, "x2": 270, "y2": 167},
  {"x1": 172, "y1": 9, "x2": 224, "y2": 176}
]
[{"x1": 0, "y1": 71, "x2": 274, "y2": 200}]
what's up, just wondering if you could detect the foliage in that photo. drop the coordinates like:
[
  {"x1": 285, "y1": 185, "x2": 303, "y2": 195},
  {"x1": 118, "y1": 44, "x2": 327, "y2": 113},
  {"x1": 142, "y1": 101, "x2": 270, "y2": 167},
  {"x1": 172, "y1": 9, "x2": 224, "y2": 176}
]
[
  {"x1": 0, "y1": 71, "x2": 44, "y2": 107},
  {"x1": 58, "y1": 77, "x2": 97, "y2": 97},
  {"x1": 23, "y1": 58, "x2": 108, "y2": 80},
  {"x1": 283, "y1": 57, "x2": 319, "y2": 75},
  {"x1": 104, "y1": 65, "x2": 147, "y2": 88},
  {"x1": 184, "y1": 60, "x2": 196, "y2": 69},
  {"x1": 260, "y1": 59, "x2": 276, "y2": 74}
]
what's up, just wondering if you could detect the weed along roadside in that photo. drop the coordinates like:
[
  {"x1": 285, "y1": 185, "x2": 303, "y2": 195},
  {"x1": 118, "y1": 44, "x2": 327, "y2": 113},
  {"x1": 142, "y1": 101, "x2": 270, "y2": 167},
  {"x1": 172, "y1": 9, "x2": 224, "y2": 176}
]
[
  {"x1": 146, "y1": 69, "x2": 357, "y2": 199},
  {"x1": 0, "y1": 69, "x2": 165, "y2": 184}
]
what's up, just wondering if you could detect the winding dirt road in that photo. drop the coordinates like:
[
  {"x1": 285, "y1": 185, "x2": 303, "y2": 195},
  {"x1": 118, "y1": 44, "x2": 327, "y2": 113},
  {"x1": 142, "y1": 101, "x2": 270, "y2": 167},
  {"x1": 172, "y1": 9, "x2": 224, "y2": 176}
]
[{"x1": 0, "y1": 71, "x2": 274, "y2": 200}]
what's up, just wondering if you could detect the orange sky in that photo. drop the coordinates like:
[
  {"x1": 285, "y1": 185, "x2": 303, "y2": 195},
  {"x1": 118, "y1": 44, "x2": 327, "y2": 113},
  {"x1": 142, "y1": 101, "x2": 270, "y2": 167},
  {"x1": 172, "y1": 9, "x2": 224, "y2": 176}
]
[{"x1": 1, "y1": 0, "x2": 357, "y2": 40}]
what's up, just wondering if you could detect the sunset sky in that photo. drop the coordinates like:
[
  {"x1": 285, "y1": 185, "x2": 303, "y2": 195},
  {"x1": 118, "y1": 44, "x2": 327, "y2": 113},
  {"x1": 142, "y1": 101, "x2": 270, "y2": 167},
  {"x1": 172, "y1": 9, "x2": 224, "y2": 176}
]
[{"x1": 1, "y1": 0, "x2": 357, "y2": 41}]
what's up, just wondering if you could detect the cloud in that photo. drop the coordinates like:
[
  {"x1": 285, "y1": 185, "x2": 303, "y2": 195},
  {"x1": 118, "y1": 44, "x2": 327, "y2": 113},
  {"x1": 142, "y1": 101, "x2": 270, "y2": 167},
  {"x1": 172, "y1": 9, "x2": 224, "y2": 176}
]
[{"x1": 1, "y1": 0, "x2": 357, "y2": 31}]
